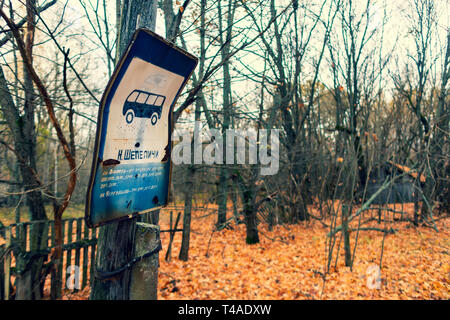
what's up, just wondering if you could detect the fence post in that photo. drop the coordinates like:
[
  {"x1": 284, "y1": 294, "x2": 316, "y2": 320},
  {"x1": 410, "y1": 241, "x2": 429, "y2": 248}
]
[
  {"x1": 15, "y1": 223, "x2": 32, "y2": 300},
  {"x1": 35, "y1": 221, "x2": 49, "y2": 299},
  {"x1": 51, "y1": 219, "x2": 65, "y2": 299},
  {"x1": 0, "y1": 242, "x2": 3, "y2": 300},
  {"x1": 3, "y1": 228, "x2": 11, "y2": 300},
  {"x1": 82, "y1": 221, "x2": 89, "y2": 289},
  {"x1": 65, "y1": 219, "x2": 73, "y2": 288},
  {"x1": 73, "y1": 218, "x2": 82, "y2": 292},
  {"x1": 89, "y1": 228, "x2": 97, "y2": 287}
]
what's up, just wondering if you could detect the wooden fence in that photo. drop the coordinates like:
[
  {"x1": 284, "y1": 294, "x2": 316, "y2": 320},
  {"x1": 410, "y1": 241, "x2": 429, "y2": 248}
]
[
  {"x1": 0, "y1": 206, "x2": 214, "y2": 300},
  {"x1": 0, "y1": 218, "x2": 98, "y2": 300}
]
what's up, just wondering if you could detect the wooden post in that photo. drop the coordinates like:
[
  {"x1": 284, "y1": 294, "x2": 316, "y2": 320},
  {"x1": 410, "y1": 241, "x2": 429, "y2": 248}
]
[
  {"x1": 0, "y1": 238, "x2": 4, "y2": 300},
  {"x1": 129, "y1": 223, "x2": 160, "y2": 300},
  {"x1": 3, "y1": 228, "x2": 11, "y2": 300},
  {"x1": 15, "y1": 223, "x2": 31, "y2": 299},
  {"x1": 34, "y1": 221, "x2": 49, "y2": 299},
  {"x1": 65, "y1": 219, "x2": 73, "y2": 286},
  {"x1": 89, "y1": 229, "x2": 97, "y2": 285},
  {"x1": 51, "y1": 219, "x2": 65, "y2": 299},
  {"x1": 73, "y1": 218, "x2": 82, "y2": 292},
  {"x1": 82, "y1": 221, "x2": 89, "y2": 289},
  {"x1": 89, "y1": 0, "x2": 159, "y2": 300},
  {"x1": 0, "y1": 244, "x2": 4, "y2": 300}
]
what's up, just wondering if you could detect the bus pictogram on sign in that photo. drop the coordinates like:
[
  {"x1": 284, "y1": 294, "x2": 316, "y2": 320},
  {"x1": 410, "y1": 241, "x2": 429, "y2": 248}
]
[{"x1": 123, "y1": 89, "x2": 166, "y2": 125}]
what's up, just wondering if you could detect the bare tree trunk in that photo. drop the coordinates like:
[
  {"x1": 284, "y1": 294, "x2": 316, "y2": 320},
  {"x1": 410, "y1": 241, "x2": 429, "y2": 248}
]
[
  {"x1": 243, "y1": 169, "x2": 259, "y2": 244},
  {"x1": 0, "y1": 1, "x2": 48, "y2": 299},
  {"x1": 216, "y1": 0, "x2": 236, "y2": 227},
  {"x1": 428, "y1": 32, "x2": 449, "y2": 215},
  {"x1": 176, "y1": 0, "x2": 205, "y2": 261},
  {"x1": 342, "y1": 206, "x2": 352, "y2": 267},
  {"x1": 1, "y1": 0, "x2": 78, "y2": 299},
  {"x1": 179, "y1": 166, "x2": 194, "y2": 261}
]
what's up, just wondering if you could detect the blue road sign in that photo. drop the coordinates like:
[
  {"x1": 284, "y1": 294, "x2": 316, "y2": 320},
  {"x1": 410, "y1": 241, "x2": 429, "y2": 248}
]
[{"x1": 85, "y1": 28, "x2": 198, "y2": 227}]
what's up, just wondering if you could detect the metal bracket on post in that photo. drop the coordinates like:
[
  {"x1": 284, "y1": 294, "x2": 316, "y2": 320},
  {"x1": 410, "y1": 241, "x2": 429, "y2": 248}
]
[{"x1": 129, "y1": 222, "x2": 160, "y2": 300}]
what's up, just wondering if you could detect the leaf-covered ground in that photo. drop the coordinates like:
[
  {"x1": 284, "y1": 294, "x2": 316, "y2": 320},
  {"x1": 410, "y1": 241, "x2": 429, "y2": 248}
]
[{"x1": 64, "y1": 205, "x2": 449, "y2": 300}]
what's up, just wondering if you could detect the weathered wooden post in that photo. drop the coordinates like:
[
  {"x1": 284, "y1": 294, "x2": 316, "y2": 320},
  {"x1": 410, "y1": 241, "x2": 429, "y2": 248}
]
[
  {"x1": 3, "y1": 228, "x2": 11, "y2": 300},
  {"x1": 129, "y1": 223, "x2": 160, "y2": 300},
  {"x1": 90, "y1": 0, "x2": 158, "y2": 300}
]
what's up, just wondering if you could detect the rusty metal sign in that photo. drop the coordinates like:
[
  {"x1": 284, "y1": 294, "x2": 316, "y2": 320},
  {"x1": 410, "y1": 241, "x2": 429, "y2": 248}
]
[{"x1": 85, "y1": 28, "x2": 198, "y2": 227}]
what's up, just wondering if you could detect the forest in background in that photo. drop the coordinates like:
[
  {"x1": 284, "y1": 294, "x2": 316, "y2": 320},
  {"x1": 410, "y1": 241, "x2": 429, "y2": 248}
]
[{"x1": 0, "y1": 0, "x2": 448, "y2": 300}]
